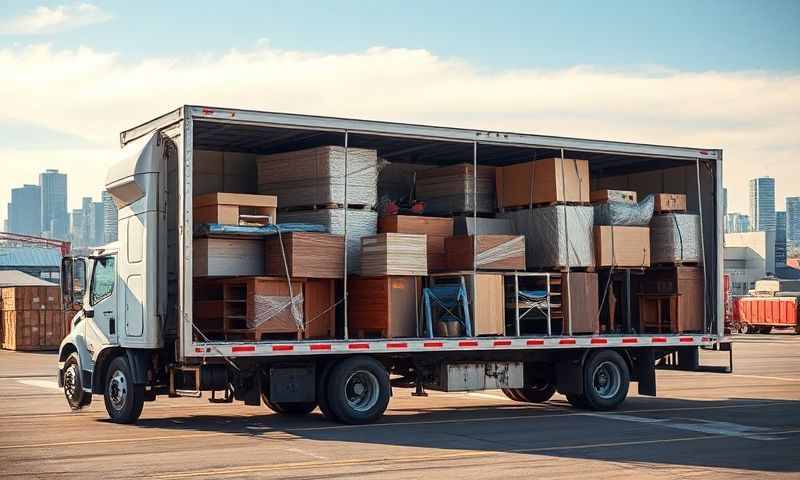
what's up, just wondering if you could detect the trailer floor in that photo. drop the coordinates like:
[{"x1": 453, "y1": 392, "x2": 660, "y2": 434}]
[{"x1": 1, "y1": 333, "x2": 799, "y2": 479}]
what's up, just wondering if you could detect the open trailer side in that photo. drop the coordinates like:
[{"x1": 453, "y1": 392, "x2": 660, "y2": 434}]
[{"x1": 57, "y1": 105, "x2": 730, "y2": 424}]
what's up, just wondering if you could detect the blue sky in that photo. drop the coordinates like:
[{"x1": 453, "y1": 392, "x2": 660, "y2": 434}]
[
  {"x1": 0, "y1": 1, "x2": 798, "y2": 221},
  {"x1": 3, "y1": 0, "x2": 799, "y2": 71}
]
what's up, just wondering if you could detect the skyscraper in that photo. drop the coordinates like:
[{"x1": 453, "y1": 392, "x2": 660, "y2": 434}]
[
  {"x1": 71, "y1": 208, "x2": 85, "y2": 247},
  {"x1": 8, "y1": 184, "x2": 41, "y2": 236},
  {"x1": 749, "y1": 177, "x2": 775, "y2": 232},
  {"x1": 93, "y1": 202, "x2": 105, "y2": 246},
  {"x1": 725, "y1": 213, "x2": 751, "y2": 233},
  {"x1": 102, "y1": 190, "x2": 119, "y2": 243},
  {"x1": 776, "y1": 211, "x2": 787, "y2": 266},
  {"x1": 787, "y1": 197, "x2": 800, "y2": 250},
  {"x1": 39, "y1": 169, "x2": 69, "y2": 239}
]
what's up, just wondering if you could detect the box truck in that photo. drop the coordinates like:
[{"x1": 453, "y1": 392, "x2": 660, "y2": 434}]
[{"x1": 57, "y1": 105, "x2": 730, "y2": 424}]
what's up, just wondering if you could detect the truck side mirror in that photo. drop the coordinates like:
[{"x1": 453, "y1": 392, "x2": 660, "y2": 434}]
[{"x1": 61, "y1": 256, "x2": 87, "y2": 309}]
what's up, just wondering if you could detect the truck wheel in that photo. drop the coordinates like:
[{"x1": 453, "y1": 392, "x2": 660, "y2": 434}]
[
  {"x1": 63, "y1": 352, "x2": 91, "y2": 410},
  {"x1": 326, "y1": 356, "x2": 390, "y2": 425},
  {"x1": 582, "y1": 350, "x2": 630, "y2": 411},
  {"x1": 760, "y1": 326, "x2": 772, "y2": 334},
  {"x1": 501, "y1": 388, "x2": 524, "y2": 401},
  {"x1": 264, "y1": 399, "x2": 317, "y2": 415},
  {"x1": 739, "y1": 323, "x2": 749, "y2": 334},
  {"x1": 502, "y1": 382, "x2": 556, "y2": 403},
  {"x1": 104, "y1": 356, "x2": 145, "y2": 424},
  {"x1": 316, "y1": 362, "x2": 338, "y2": 421}
]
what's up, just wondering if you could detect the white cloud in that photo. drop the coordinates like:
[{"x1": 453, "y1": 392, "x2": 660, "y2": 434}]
[
  {"x1": 0, "y1": 43, "x2": 798, "y2": 222},
  {"x1": 0, "y1": 3, "x2": 111, "y2": 35}
]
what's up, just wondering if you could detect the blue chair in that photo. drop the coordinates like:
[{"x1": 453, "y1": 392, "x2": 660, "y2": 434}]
[{"x1": 422, "y1": 283, "x2": 472, "y2": 338}]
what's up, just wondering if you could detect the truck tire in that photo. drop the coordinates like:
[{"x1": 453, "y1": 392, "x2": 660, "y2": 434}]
[
  {"x1": 103, "y1": 356, "x2": 145, "y2": 424},
  {"x1": 264, "y1": 399, "x2": 317, "y2": 415},
  {"x1": 760, "y1": 326, "x2": 772, "y2": 334},
  {"x1": 325, "y1": 356, "x2": 390, "y2": 425},
  {"x1": 581, "y1": 350, "x2": 630, "y2": 411},
  {"x1": 501, "y1": 388, "x2": 524, "y2": 401},
  {"x1": 63, "y1": 352, "x2": 91, "y2": 410},
  {"x1": 566, "y1": 393, "x2": 589, "y2": 409},
  {"x1": 316, "y1": 362, "x2": 338, "y2": 421},
  {"x1": 502, "y1": 383, "x2": 556, "y2": 403}
]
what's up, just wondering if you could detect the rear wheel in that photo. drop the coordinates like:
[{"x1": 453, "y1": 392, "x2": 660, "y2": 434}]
[
  {"x1": 264, "y1": 399, "x2": 317, "y2": 415},
  {"x1": 760, "y1": 326, "x2": 772, "y2": 334},
  {"x1": 63, "y1": 352, "x2": 91, "y2": 410},
  {"x1": 502, "y1": 383, "x2": 556, "y2": 403},
  {"x1": 103, "y1": 356, "x2": 145, "y2": 424},
  {"x1": 581, "y1": 350, "x2": 630, "y2": 411},
  {"x1": 326, "y1": 356, "x2": 390, "y2": 424}
]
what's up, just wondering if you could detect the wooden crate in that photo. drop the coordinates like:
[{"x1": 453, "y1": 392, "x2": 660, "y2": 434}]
[
  {"x1": 2, "y1": 310, "x2": 66, "y2": 351},
  {"x1": 562, "y1": 272, "x2": 599, "y2": 335},
  {"x1": 1, "y1": 286, "x2": 61, "y2": 311},
  {"x1": 360, "y1": 233, "x2": 428, "y2": 276},
  {"x1": 194, "y1": 192, "x2": 278, "y2": 226},
  {"x1": 378, "y1": 215, "x2": 453, "y2": 273},
  {"x1": 594, "y1": 226, "x2": 651, "y2": 268},
  {"x1": 264, "y1": 232, "x2": 344, "y2": 278},
  {"x1": 638, "y1": 266, "x2": 704, "y2": 333},
  {"x1": 590, "y1": 189, "x2": 637, "y2": 205},
  {"x1": 221, "y1": 277, "x2": 336, "y2": 340},
  {"x1": 496, "y1": 158, "x2": 590, "y2": 208},
  {"x1": 347, "y1": 276, "x2": 421, "y2": 338},
  {"x1": 193, "y1": 238, "x2": 265, "y2": 277},
  {"x1": 654, "y1": 193, "x2": 687, "y2": 212},
  {"x1": 445, "y1": 235, "x2": 526, "y2": 271}
]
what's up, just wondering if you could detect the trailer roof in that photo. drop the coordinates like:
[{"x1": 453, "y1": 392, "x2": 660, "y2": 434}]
[{"x1": 120, "y1": 105, "x2": 720, "y2": 162}]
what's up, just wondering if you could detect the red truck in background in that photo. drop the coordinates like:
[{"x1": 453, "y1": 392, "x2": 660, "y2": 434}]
[{"x1": 731, "y1": 296, "x2": 800, "y2": 334}]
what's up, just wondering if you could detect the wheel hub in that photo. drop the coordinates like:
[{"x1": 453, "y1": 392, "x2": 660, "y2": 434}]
[
  {"x1": 592, "y1": 361, "x2": 621, "y2": 400},
  {"x1": 109, "y1": 370, "x2": 128, "y2": 411},
  {"x1": 345, "y1": 370, "x2": 379, "y2": 413},
  {"x1": 64, "y1": 364, "x2": 78, "y2": 398}
]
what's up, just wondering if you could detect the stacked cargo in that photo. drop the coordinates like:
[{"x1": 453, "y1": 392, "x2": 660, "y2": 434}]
[{"x1": 1, "y1": 273, "x2": 66, "y2": 351}]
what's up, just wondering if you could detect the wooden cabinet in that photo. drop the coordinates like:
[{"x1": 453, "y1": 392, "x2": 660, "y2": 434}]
[
  {"x1": 348, "y1": 276, "x2": 421, "y2": 338},
  {"x1": 638, "y1": 266, "x2": 704, "y2": 333},
  {"x1": 562, "y1": 272, "x2": 599, "y2": 335}
]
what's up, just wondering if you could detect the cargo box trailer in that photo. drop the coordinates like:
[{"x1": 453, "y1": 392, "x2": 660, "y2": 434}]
[{"x1": 57, "y1": 105, "x2": 730, "y2": 424}]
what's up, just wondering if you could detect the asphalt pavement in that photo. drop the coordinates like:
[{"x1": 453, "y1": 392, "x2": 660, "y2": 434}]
[{"x1": 1, "y1": 333, "x2": 798, "y2": 479}]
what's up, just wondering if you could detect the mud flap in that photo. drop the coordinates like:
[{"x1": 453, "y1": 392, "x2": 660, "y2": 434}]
[
  {"x1": 637, "y1": 348, "x2": 656, "y2": 396},
  {"x1": 555, "y1": 356, "x2": 583, "y2": 396}
]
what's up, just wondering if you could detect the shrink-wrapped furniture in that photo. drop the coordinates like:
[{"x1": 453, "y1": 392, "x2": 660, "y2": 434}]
[
  {"x1": 649, "y1": 213, "x2": 702, "y2": 264},
  {"x1": 502, "y1": 205, "x2": 594, "y2": 269}
]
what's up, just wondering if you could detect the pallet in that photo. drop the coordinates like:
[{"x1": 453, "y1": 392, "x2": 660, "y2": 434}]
[
  {"x1": 280, "y1": 203, "x2": 370, "y2": 212},
  {"x1": 528, "y1": 266, "x2": 595, "y2": 273},
  {"x1": 497, "y1": 201, "x2": 591, "y2": 213}
]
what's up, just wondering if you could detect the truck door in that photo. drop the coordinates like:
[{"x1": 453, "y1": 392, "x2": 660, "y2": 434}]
[{"x1": 85, "y1": 255, "x2": 118, "y2": 354}]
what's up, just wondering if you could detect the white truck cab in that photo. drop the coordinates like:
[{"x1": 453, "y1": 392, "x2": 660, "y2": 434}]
[{"x1": 58, "y1": 132, "x2": 174, "y2": 422}]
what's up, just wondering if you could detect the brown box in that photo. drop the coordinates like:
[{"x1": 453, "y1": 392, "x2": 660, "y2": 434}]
[
  {"x1": 348, "y1": 276, "x2": 421, "y2": 338},
  {"x1": 1, "y1": 286, "x2": 61, "y2": 311},
  {"x1": 654, "y1": 193, "x2": 687, "y2": 212},
  {"x1": 360, "y1": 233, "x2": 428, "y2": 276},
  {"x1": 379, "y1": 215, "x2": 453, "y2": 273},
  {"x1": 594, "y1": 226, "x2": 651, "y2": 268},
  {"x1": 265, "y1": 232, "x2": 344, "y2": 279},
  {"x1": 220, "y1": 277, "x2": 336, "y2": 340},
  {"x1": 444, "y1": 235, "x2": 526, "y2": 271},
  {"x1": 590, "y1": 189, "x2": 637, "y2": 205},
  {"x1": 194, "y1": 192, "x2": 278, "y2": 226},
  {"x1": 496, "y1": 158, "x2": 590, "y2": 208},
  {"x1": 2, "y1": 310, "x2": 66, "y2": 351},
  {"x1": 639, "y1": 266, "x2": 704, "y2": 333},
  {"x1": 193, "y1": 238, "x2": 265, "y2": 277},
  {"x1": 562, "y1": 272, "x2": 599, "y2": 334}
]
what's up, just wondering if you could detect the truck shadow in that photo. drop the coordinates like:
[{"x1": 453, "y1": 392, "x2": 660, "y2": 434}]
[{"x1": 130, "y1": 394, "x2": 800, "y2": 473}]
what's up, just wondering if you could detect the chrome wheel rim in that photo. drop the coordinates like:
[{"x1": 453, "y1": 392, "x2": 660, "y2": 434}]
[
  {"x1": 108, "y1": 370, "x2": 128, "y2": 411},
  {"x1": 344, "y1": 370, "x2": 379, "y2": 412},
  {"x1": 64, "y1": 364, "x2": 79, "y2": 399},
  {"x1": 592, "y1": 361, "x2": 621, "y2": 400}
]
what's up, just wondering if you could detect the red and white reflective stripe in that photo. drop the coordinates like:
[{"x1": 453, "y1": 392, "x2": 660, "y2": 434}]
[{"x1": 190, "y1": 334, "x2": 714, "y2": 357}]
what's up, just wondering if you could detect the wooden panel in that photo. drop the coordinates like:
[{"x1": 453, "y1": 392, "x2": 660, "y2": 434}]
[
  {"x1": 1, "y1": 310, "x2": 65, "y2": 351},
  {"x1": 348, "y1": 276, "x2": 419, "y2": 338},
  {"x1": 654, "y1": 193, "x2": 687, "y2": 212},
  {"x1": 594, "y1": 226, "x2": 651, "y2": 268},
  {"x1": 303, "y1": 278, "x2": 336, "y2": 339},
  {"x1": 496, "y1": 158, "x2": 590, "y2": 208},
  {"x1": 562, "y1": 272, "x2": 599, "y2": 334},
  {"x1": 472, "y1": 274, "x2": 505, "y2": 336},
  {"x1": 264, "y1": 233, "x2": 344, "y2": 279},
  {"x1": 445, "y1": 235, "x2": 526, "y2": 271},
  {"x1": 193, "y1": 238, "x2": 265, "y2": 277},
  {"x1": 378, "y1": 215, "x2": 454, "y2": 236},
  {"x1": 360, "y1": 234, "x2": 428, "y2": 276}
]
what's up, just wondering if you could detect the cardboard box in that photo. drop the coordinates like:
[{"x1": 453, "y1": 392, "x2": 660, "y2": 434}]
[
  {"x1": 360, "y1": 233, "x2": 428, "y2": 276},
  {"x1": 594, "y1": 226, "x2": 651, "y2": 268},
  {"x1": 590, "y1": 189, "x2": 637, "y2": 205},
  {"x1": 194, "y1": 192, "x2": 277, "y2": 226},
  {"x1": 654, "y1": 193, "x2": 687, "y2": 212},
  {"x1": 445, "y1": 235, "x2": 526, "y2": 271},
  {"x1": 193, "y1": 238, "x2": 265, "y2": 276},
  {"x1": 264, "y1": 232, "x2": 344, "y2": 278},
  {"x1": 496, "y1": 158, "x2": 590, "y2": 208}
]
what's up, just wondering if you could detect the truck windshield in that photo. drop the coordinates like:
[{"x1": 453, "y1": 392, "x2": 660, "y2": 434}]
[{"x1": 90, "y1": 257, "x2": 116, "y2": 306}]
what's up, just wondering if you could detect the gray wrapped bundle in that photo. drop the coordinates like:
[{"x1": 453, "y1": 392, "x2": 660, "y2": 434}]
[
  {"x1": 650, "y1": 213, "x2": 702, "y2": 264},
  {"x1": 416, "y1": 164, "x2": 495, "y2": 215},
  {"x1": 256, "y1": 146, "x2": 380, "y2": 208},
  {"x1": 502, "y1": 205, "x2": 594, "y2": 268},
  {"x1": 594, "y1": 194, "x2": 654, "y2": 226},
  {"x1": 277, "y1": 209, "x2": 378, "y2": 273}
]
